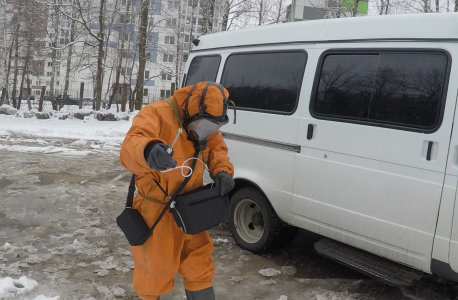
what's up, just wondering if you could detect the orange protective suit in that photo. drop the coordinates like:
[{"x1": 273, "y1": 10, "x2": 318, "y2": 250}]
[{"x1": 120, "y1": 82, "x2": 234, "y2": 300}]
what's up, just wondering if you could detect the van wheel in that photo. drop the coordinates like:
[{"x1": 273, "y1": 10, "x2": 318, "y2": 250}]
[{"x1": 229, "y1": 187, "x2": 298, "y2": 253}]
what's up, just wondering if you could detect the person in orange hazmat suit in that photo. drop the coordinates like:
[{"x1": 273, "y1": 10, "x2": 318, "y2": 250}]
[{"x1": 120, "y1": 81, "x2": 235, "y2": 300}]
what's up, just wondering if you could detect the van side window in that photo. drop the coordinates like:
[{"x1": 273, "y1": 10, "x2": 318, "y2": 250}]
[
  {"x1": 313, "y1": 51, "x2": 449, "y2": 131},
  {"x1": 221, "y1": 51, "x2": 307, "y2": 114},
  {"x1": 186, "y1": 55, "x2": 221, "y2": 85}
]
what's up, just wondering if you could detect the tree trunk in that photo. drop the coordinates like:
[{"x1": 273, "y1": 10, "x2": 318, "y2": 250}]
[
  {"x1": 18, "y1": 56, "x2": 28, "y2": 110},
  {"x1": 436, "y1": 0, "x2": 439, "y2": 11},
  {"x1": 423, "y1": 0, "x2": 430, "y2": 12},
  {"x1": 0, "y1": 88, "x2": 6, "y2": 105},
  {"x1": 380, "y1": 0, "x2": 386, "y2": 14},
  {"x1": 3, "y1": 40, "x2": 14, "y2": 105},
  {"x1": 385, "y1": 0, "x2": 390, "y2": 14},
  {"x1": 11, "y1": 33, "x2": 19, "y2": 108},
  {"x1": 63, "y1": 18, "x2": 76, "y2": 110},
  {"x1": 95, "y1": 0, "x2": 106, "y2": 111},
  {"x1": 202, "y1": 0, "x2": 215, "y2": 34},
  {"x1": 352, "y1": 0, "x2": 361, "y2": 16},
  {"x1": 120, "y1": 85, "x2": 128, "y2": 112},
  {"x1": 26, "y1": 73, "x2": 32, "y2": 111},
  {"x1": 258, "y1": 0, "x2": 264, "y2": 25},
  {"x1": 49, "y1": 47, "x2": 58, "y2": 110},
  {"x1": 275, "y1": 0, "x2": 284, "y2": 23},
  {"x1": 134, "y1": 0, "x2": 149, "y2": 111},
  {"x1": 175, "y1": 2, "x2": 182, "y2": 92},
  {"x1": 79, "y1": 82, "x2": 84, "y2": 109},
  {"x1": 38, "y1": 86, "x2": 46, "y2": 112},
  {"x1": 222, "y1": 8, "x2": 229, "y2": 30},
  {"x1": 109, "y1": 1, "x2": 129, "y2": 110},
  {"x1": 49, "y1": 0, "x2": 60, "y2": 111},
  {"x1": 455, "y1": 0, "x2": 458, "y2": 11}
]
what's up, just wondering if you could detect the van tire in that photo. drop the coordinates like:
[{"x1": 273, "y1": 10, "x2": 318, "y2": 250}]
[{"x1": 229, "y1": 187, "x2": 298, "y2": 254}]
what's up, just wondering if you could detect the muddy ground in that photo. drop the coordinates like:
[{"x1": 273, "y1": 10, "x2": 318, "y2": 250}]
[{"x1": 1, "y1": 133, "x2": 458, "y2": 300}]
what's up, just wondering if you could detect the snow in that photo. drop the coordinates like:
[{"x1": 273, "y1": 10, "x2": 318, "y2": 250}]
[
  {"x1": 0, "y1": 276, "x2": 38, "y2": 298},
  {"x1": 0, "y1": 110, "x2": 134, "y2": 142},
  {"x1": 258, "y1": 267, "x2": 282, "y2": 277}
]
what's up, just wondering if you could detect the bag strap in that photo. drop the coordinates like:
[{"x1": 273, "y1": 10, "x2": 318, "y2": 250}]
[
  {"x1": 165, "y1": 97, "x2": 183, "y2": 127},
  {"x1": 126, "y1": 148, "x2": 199, "y2": 244},
  {"x1": 142, "y1": 148, "x2": 199, "y2": 242},
  {"x1": 126, "y1": 174, "x2": 136, "y2": 208}
]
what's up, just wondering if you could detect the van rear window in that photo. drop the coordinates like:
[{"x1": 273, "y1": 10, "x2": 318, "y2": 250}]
[
  {"x1": 221, "y1": 51, "x2": 307, "y2": 114},
  {"x1": 312, "y1": 51, "x2": 449, "y2": 131},
  {"x1": 186, "y1": 55, "x2": 221, "y2": 86}
]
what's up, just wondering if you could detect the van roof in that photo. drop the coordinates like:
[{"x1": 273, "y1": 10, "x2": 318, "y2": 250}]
[{"x1": 192, "y1": 13, "x2": 458, "y2": 52}]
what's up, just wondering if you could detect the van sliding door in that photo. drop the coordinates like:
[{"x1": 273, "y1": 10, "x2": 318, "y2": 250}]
[{"x1": 294, "y1": 49, "x2": 452, "y2": 272}]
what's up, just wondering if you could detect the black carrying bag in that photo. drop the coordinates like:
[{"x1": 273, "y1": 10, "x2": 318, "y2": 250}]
[
  {"x1": 116, "y1": 150, "x2": 199, "y2": 246},
  {"x1": 116, "y1": 175, "x2": 151, "y2": 246},
  {"x1": 172, "y1": 184, "x2": 229, "y2": 235}
]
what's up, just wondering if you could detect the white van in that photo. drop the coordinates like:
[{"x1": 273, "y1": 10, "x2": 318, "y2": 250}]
[{"x1": 182, "y1": 13, "x2": 458, "y2": 286}]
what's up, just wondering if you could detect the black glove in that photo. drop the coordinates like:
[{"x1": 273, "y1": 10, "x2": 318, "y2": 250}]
[
  {"x1": 144, "y1": 143, "x2": 177, "y2": 171},
  {"x1": 214, "y1": 172, "x2": 235, "y2": 197}
]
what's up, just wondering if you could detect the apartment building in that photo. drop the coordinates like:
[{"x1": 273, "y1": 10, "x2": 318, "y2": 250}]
[{"x1": 1, "y1": 0, "x2": 228, "y2": 107}]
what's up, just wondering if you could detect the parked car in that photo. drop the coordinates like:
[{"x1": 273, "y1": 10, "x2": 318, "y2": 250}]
[
  {"x1": 82, "y1": 97, "x2": 95, "y2": 105},
  {"x1": 56, "y1": 95, "x2": 79, "y2": 105},
  {"x1": 183, "y1": 13, "x2": 458, "y2": 286}
]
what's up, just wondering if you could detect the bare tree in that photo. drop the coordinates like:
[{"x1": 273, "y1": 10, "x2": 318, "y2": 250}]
[
  {"x1": 134, "y1": 0, "x2": 149, "y2": 111},
  {"x1": 10, "y1": 0, "x2": 22, "y2": 108}
]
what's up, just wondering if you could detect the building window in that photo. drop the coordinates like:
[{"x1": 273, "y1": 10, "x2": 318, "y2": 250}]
[
  {"x1": 35, "y1": 90, "x2": 41, "y2": 96},
  {"x1": 166, "y1": 18, "x2": 177, "y2": 27},
  {"x1": 48, "y1": 62, "x2": 53, "y2": 67},
  {"x1": 47, "y1": 72, "x2": 52, "y2": 76},
  {"x1": 143, "y1": 89, "x2": 148, "y2": 97},
  {"x1": 163, "y1": 53, "x2": 174, "y2": 63},
  {"x1": 162, "y1": 73, "x2": 172, "y2": 80},
  {"x1": 165, "y1": 36, "x2": 175, "y2": 44},
  {"x1": 312, "y1": 51, "x2": 449, "y2": 131},
  {"x1": 145, "y1": 71, "x2": 150, "y2": 78},
  {"x1": 161, "y1": 89, "x2": 171, "y2": 98},
  {"x1": 221, "y1": 51, "x2": 307, "y2": 114}
]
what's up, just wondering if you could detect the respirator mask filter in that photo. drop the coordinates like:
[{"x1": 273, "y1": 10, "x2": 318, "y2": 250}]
[{"x1": 186, "y1": 118, "x2": 222, "y2": 142}]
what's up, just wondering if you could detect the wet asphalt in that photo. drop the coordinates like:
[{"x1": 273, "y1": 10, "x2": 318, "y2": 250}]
[{"x1": 1, "y1": 134, "x2": 458, "y2": 300}]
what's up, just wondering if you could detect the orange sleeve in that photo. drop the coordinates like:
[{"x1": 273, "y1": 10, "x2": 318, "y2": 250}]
[
  {"x1": 207, "y1": 131, "x2": 234, "y2": 177},
  {"x1": 120, "y1": 105, "x2": 166, "y2": 175}
]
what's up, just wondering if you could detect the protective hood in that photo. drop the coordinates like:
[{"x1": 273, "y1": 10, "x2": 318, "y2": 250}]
[{"x1": 172, "y1": 81, "x2": 234, "y2": 126}]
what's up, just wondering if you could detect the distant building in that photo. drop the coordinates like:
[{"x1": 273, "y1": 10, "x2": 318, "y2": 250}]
[
  {"x1": 1, "y1": 0, "x2": 228, "y2": 107},
  {"x1": 287, "y1": 0, "x2": 368, "y2": 22}
]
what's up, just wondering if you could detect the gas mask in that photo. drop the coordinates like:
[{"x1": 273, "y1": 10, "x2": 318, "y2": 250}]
[
  {"x1": 186, "y1": 118, "x2": 223, "y2": 142},
  {"x1": 182, "y1": 82, "x2": 236, "y2": 148}
]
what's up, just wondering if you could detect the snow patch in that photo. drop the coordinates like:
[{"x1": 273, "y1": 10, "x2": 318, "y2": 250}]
[
  {"x1": 258, "y1": 268, "x2": 281, "y2": 277},
  {"x1": 30, "y1": 295, "x2": 60, "y2": 300},
  {"x1": 0, "y1": 276, "x2": 38, "y2": 298}
]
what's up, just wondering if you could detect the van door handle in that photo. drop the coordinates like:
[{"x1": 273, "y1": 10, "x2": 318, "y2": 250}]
[
  {"x1": 307, "y1": 124, "x2": 314, "y2": 140},
  {"x1": 426, "y1": 141, "x2": 433, "y2": 161}
]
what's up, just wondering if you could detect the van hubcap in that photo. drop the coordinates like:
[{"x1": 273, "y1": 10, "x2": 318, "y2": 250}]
[{"x1": 234, "y1": 199, "x2": 264, "y2": 243}]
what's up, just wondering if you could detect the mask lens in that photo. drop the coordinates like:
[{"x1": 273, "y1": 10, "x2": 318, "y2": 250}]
[{"x1": 187, "y1": 119, "x2": 222, "y2": 141}]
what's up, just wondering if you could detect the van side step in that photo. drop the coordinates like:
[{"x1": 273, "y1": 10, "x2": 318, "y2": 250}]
[{"x1": 314, "y1": 239, "x2": 423, "y2": 286}]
